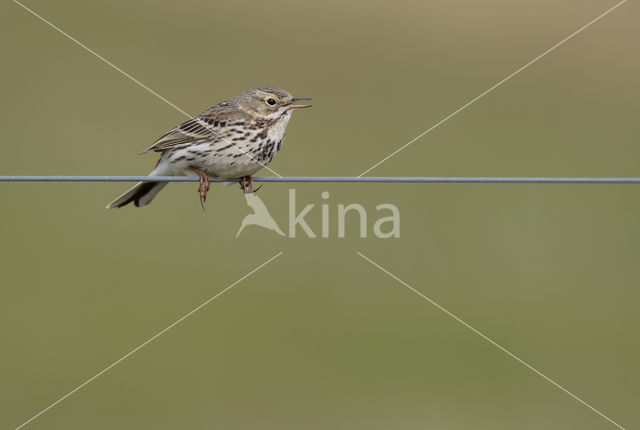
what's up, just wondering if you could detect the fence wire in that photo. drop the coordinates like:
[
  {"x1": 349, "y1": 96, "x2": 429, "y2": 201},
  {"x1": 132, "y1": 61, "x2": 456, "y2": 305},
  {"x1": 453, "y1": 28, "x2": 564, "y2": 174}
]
[{"x1": 1, "y1": 176, "x2": 640, "y2": 183}]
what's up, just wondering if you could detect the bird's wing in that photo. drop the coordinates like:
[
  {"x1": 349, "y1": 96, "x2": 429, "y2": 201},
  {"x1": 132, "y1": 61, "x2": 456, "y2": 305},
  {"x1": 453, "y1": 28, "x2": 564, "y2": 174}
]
[
  {"x1": 140, "y1": 103, "x2": 250, "y2": 153},
  {"x1": 141, "y1": 118, "x2": 221, "y2": 153}
]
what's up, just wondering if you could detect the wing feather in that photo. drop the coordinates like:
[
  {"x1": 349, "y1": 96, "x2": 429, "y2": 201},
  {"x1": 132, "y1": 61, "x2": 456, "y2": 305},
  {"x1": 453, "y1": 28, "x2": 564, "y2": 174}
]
[
  {"x1": 141, "y1": 118, "x2": 218, "y2": 153},
  {"x1": 140, "y1": 102, "x2": 251, "y2": 153}
]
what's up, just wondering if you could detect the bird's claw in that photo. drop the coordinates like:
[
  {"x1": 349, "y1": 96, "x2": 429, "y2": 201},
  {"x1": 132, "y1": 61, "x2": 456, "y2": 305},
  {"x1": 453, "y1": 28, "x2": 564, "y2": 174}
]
[
  {"x1": 239, "y1": 176, "x2": 257, "y2": 194},
  {"x1": 194, "y1": 168, "x2": 210, "y2": 211}
]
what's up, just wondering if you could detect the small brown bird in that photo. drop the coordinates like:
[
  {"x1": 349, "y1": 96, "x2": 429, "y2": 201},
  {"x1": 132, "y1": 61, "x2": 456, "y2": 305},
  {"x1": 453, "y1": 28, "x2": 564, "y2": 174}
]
[{"x1": 106, "y1": 87, "x2": 311, "y2": 209}]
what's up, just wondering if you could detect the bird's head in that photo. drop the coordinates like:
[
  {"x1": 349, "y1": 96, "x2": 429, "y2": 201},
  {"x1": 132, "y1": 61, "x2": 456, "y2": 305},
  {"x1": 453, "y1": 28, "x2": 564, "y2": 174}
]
[{"x1": 235, "y1": 87, "x2": 311, "y2": 118}]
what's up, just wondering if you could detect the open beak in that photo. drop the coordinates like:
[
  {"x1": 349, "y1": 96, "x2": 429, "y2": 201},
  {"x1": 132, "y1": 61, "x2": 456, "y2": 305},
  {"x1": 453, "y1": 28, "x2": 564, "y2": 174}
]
[{"x1": 288, "y1": 97, "x2": 312, "y2": 109}]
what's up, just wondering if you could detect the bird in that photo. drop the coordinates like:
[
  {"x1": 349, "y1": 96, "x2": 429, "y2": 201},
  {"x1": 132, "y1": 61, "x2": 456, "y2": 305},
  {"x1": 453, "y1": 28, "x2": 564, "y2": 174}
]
[
  {"x1": 106, "y1": 87, "x2": 311, "y2": 209},
  {"x1": 236, "y1": 193, "x2": 286, "y2": 237}
]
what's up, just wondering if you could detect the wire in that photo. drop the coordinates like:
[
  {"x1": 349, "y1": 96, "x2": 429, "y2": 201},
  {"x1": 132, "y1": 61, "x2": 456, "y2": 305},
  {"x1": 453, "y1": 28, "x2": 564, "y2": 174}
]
[{"x1": 1, "y1": 176, "x2": 640, "y2": 183}]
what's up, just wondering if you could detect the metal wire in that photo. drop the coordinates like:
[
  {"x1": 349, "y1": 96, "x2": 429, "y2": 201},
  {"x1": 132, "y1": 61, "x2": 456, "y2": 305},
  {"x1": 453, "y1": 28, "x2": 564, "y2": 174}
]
[{"x1": 1, "y1": 176, "x2": 640, "y2": 183}]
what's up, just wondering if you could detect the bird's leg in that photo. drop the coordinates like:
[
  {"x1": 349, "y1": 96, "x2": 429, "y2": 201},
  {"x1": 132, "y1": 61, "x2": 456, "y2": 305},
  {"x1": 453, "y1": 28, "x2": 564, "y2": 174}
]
[
  {"x1": 246, "y1": 176, "x2": 254, "y2": 194},
  {"x1": 193, "y1": 168, "x2": 210, "y2": 208},
  {"x1": 238, "y1": 176, "x2": 258, "y2": 193},
  {"x1": 239, "y1": 176, "x2": 261, "y2": 193},
  {"x1": 239, "y1": 176, "x2": 253, "y2": 193}
]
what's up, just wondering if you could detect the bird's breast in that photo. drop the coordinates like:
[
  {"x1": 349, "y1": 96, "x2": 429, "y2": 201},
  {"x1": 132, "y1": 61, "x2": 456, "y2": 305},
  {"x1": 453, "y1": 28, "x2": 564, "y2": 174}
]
[{"x1": 266, "y1": 112, "x2": 292, "y2": 141}]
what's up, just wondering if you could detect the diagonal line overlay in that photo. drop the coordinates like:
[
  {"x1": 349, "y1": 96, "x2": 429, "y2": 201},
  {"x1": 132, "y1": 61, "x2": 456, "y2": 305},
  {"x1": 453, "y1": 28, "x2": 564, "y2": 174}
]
[
  {"x1": 12, "y1": 0, "x2": 282, "y2": 177},
  {"x1": 14, "y1": 252, "x2": 284, "y2": 430},
  {"x1": 356, "y1": 251, "x2": 626, "y2": 430},
  {"x1": 357, "y1": 0, "x2": 628, "y2": 177}
]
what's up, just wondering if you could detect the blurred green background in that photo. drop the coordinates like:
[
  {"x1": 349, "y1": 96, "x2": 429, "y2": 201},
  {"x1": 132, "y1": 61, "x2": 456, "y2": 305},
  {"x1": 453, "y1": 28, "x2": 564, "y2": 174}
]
[{"x1": 1, "y1": 0, "x2": 638, "y2": 428}]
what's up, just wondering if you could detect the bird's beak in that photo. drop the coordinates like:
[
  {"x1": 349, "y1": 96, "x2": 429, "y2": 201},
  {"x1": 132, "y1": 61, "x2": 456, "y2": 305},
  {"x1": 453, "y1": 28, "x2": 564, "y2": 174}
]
[{"x1": 288, "y1": 97, "x2": 312, "y2": 109}]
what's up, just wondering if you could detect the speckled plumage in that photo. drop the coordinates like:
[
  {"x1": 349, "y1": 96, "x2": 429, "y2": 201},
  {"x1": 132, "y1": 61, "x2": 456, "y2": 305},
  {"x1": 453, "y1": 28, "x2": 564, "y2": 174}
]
[{"x1": 106, "y1": 87, "x2": 310, "y2": 209}]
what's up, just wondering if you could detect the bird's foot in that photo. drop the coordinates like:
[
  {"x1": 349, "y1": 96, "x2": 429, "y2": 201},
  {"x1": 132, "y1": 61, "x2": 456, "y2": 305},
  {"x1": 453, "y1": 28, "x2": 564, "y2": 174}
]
[
  {"x1": 239, "y1": 176, "x2": 255, "y2": 194},
  {"x1": 194, "y1": 168, "x2": 210, "y2": 210}
]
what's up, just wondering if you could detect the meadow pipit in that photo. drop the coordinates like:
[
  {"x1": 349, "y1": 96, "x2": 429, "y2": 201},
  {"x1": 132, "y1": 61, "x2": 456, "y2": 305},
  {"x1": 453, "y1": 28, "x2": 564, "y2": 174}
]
[{"x1": 106, "y1": 87, "x2": 311, "y2": 209}]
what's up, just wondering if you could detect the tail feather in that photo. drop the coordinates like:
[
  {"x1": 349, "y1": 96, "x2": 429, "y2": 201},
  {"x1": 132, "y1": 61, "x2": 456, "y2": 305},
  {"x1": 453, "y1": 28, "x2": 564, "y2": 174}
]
[{"x1": 106, "y1": 181, "x2": 168, "y2": 209}]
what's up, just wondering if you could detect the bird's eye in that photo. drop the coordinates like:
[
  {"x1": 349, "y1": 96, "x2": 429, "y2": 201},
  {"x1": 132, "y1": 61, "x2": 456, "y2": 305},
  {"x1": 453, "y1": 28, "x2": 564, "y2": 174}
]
[{"x1": 266, "y1": 98, "x2": 277, "y2": 106}]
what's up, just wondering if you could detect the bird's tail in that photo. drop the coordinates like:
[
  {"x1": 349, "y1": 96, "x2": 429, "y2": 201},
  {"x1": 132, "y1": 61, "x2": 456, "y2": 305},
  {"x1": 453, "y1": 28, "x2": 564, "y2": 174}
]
[{"x1": 106, "y1": 181, "x2": 168, "y2": 209}]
